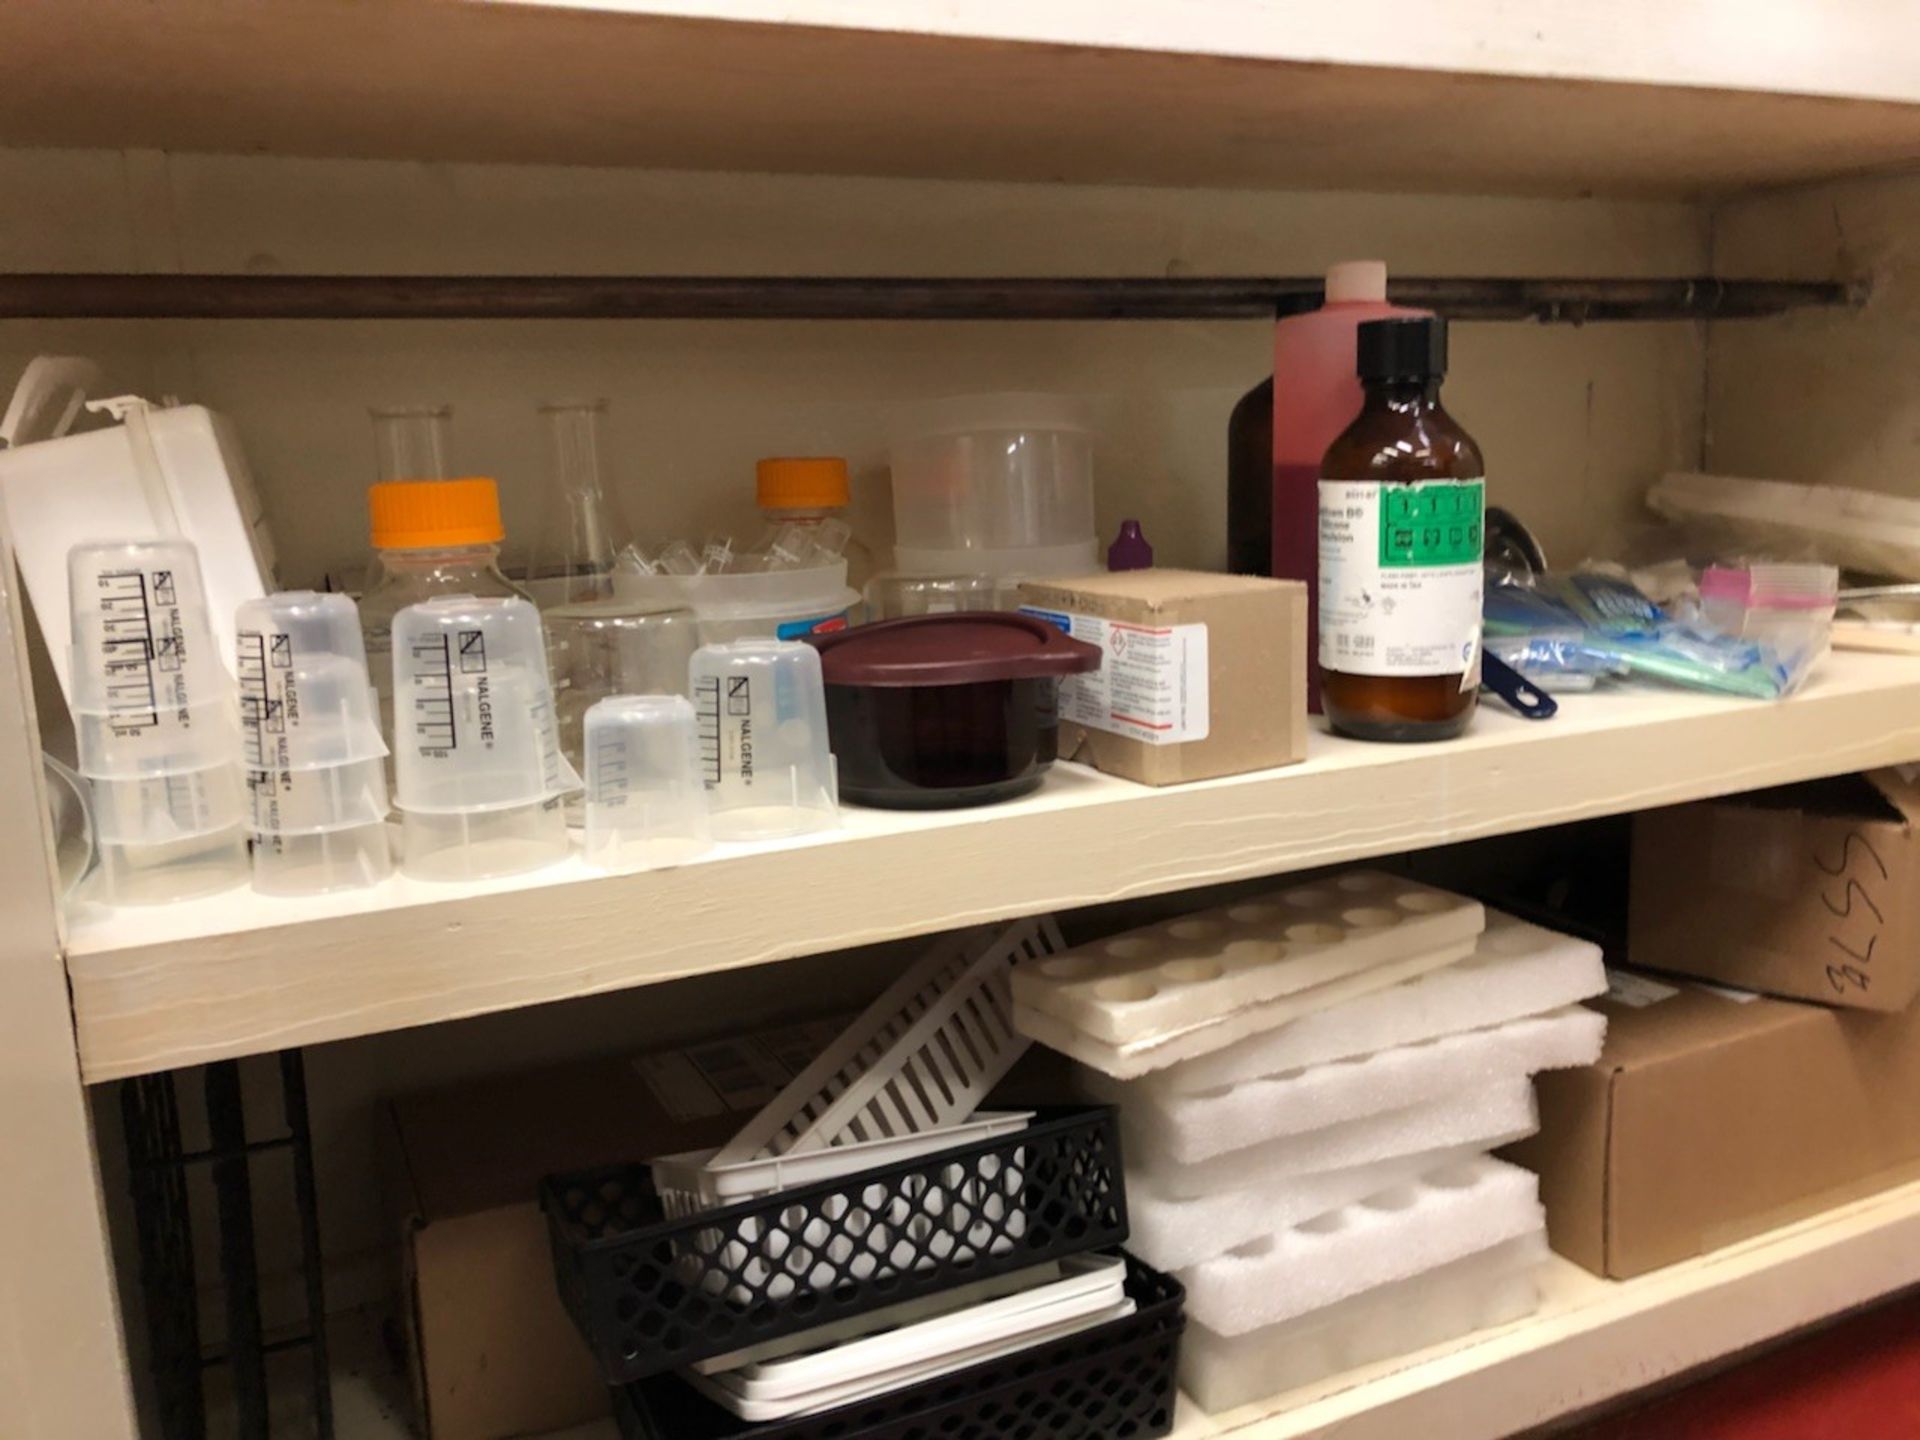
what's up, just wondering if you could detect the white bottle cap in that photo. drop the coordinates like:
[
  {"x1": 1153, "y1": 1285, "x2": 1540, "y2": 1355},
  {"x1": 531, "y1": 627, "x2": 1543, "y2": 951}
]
[{"x1": 1325, "y1": 261, "x2": 1389, "y2": 304}]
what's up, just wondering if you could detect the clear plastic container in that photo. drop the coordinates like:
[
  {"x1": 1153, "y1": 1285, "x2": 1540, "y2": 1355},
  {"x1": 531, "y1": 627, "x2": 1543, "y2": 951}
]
[
  {"x1": 613, "y1": 561, "x2": 857, "y2": 645},
  {"x1": 887, "y1": 394, "x2": 1096, "y2": 558},
  {"x1": 545, "y1": 599, "x2": 698, "y2": 822},
  {"x1": 235, "y1": 591, "x2": 392, "y2": 894},
  {"x1": 864, "y1": 572, "x2": 1003, "y2": 620},
  {"x1": 67, "y1": 538, "x2": 249, "y2": 904},
  {"x1": 524, "y1": 399, "x2": 624, "y2": 607},
  {"x1": 358, "y1": 407, "x2": 529, "y2": 758},
  {"x1": 689, "y1": 640, "x2": 837, "y2": 841},
  {"x1": 582, "y1": 695, "x2": 711, "y2": 871},
  {"x1": 67, "y1": 538, "x2": 242, "y2": 778},
  {"x1": 390, "y1": 595, "x2": 579, "y2": 881}
]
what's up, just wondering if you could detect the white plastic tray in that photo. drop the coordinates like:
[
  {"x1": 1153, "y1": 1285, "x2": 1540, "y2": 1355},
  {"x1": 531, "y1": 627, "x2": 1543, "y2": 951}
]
[
  {"x1": 651, "y1": 1111, "x2": 1033, "y2": 1219},
  {"x1": 688, "y1": 1254, "x2": 1132, "y2": 1420},
  {"x1": 1011, "y1": 872, "x2": 1482, "y2": 1047},
  {"x1": 713, "y1": 915, "x2": 1064, "y2": 1165}
]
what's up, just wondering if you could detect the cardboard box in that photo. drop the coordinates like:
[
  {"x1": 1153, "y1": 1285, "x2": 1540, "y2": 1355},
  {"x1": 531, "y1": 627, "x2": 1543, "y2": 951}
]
[
  {"x1": 1016, "y1": 569, "x2": 1307, "y2": 786},
  {"x1": 1631, "y1": 770, "x2": 1920, "y2": 1011},
  {"x1": 1506, "y1": 970, "x2": 1920, "y2": 1279},
  {"x1": 386, "y1": 1018, "x2": 844, "y2": 1440}
]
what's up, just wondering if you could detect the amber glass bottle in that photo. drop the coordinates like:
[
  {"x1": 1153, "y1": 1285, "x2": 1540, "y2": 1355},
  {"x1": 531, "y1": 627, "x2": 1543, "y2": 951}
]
[{"x1": 1318, "y1": 317, "x2": 1484, "y2": 742}]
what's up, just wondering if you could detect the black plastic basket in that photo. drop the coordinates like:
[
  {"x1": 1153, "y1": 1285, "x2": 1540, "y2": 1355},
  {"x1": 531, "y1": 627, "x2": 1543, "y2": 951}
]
[
  {"x1": 615, "y1": 1252, "x2": 1183, "y2": 1440},
  {"x1": 542, "y1": 1107, "x2": 1127, "y2": 1384}
]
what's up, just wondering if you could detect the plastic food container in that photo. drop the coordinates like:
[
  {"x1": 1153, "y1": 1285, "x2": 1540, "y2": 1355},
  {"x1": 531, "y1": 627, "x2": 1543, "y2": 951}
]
[
  {"x1": 809, "y1": 614, "x2": 1100, "y2": 809},
  {"x1": 613, "y1": 562, "x2": 857, "y2": 645},
  {"x1": 888, "y1": 394, "x2": 1095, "y2": 558}
]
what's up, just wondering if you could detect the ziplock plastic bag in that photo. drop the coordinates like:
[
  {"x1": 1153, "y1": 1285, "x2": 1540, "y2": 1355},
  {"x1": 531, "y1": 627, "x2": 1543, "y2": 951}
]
[{"x1": 1484, "y1": 571, "x2": 1808, "y2": 698}]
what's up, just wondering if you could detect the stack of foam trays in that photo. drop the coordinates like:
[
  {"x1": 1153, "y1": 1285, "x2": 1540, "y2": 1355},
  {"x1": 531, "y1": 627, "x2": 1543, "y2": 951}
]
[
  {"x1": 540, "y1": 916, "x2": 1187, "y2": 1440},
  {"x1": 1012, "y1": 871, "x2": 1608, "y2": 1414}
]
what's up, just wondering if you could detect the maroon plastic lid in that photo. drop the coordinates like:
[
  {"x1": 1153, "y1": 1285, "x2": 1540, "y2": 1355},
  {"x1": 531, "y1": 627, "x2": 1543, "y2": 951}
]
[{"x1": 811, "y1": 612, "x2": 1101, "y2": 687}]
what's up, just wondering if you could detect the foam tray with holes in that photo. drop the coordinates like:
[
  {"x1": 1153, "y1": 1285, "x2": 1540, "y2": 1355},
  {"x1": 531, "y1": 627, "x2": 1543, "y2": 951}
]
[
  {"x1": 1141, "y1": 1075, "x2": 1537, "y2": 1201},
  {"x1": 614, "y1": 1251, "x2": 1183, "y2": 1440},
  {"x1": 541, "y1": 1107, "x2": 1128, "y2": 1384},
  {"x1": 1106, "y1": 1004, "x2": 1606, "y2": 1167},
  {"x1": 1181, "y1": 1229, "x2": 1548, "y2": 1413},
  {"x1": 1181, "y1": 1155, "x2": 1544, "y2": 1336},
  {"x1": 1013, "y1": 872, "x2": 1483, "y2": 1048},
  {"x1": 1137, "y1": 911, "x2": 1608, "y2": 1097},
  {"x1": 1127, "y1": 1137, "x2": 1513, "y2": 1273}
]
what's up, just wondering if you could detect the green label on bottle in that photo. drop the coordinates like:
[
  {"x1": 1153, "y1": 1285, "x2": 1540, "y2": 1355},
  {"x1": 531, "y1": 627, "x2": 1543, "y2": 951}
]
[{"x1": 1377, "y1": 480, "x2": 1485, "y2": 569}]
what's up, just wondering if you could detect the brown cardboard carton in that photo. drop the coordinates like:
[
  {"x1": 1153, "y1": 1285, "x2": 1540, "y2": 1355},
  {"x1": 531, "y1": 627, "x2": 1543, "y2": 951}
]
[
  {"x1": 1631, "y1": 770, "x2": 1920, "y2": 1011},
  {"x1": 1506, "y1": 970, "x2": 1920, "y2": 1279},
  {"x1": 1016, "y1": 570, "x2": 1307, "y2": 786},
  {"x1": 386, "y1": 1018, "x2": 843, "y2": 1440}
]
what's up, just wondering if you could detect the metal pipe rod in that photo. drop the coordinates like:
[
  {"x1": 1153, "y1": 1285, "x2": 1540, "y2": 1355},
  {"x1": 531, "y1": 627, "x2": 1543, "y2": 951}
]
[{"x1": 0, "y1": 273, "x2": 1856, "y2": 322}]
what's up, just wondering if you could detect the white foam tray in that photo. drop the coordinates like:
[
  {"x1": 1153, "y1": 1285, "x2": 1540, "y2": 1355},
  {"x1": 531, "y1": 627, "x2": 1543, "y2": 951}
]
[
  {"x1": 1138, "y1": 911, "x2": 1606, "y2": 1096},
  {"x1": 714, "y1": 915, "x2": 1062, "y2": 1165},
  {"x1": 1016, "y1": 941, "x2": 1472, "y2": 1079},
  {"x1": 1104, "y1": 1005, "x2": 1604, "y2": 1166},
  {"x1": 1149, "y1": 1077, "x2": 1538, "y2": 1200},
  {"x1": 652, "y1": 1111, "x2": 1033, "y2": 1217},
  {"x1": 688, "y1": 1255, "x2": 1132, "y2": 1420},
  {"x1": 1181, "y1": 1229, "x2": 1550, "y2": 1414},
  {"x1": 1182, "y1": 1155, "x2": 1544, "y2": 1336},
  {"x1": 1012, "y1": 872, "x2": 1482, "y2": 1047},
  {"x1": 1127, "y1": 1137, "x2": 1524, "y2": 1273}
]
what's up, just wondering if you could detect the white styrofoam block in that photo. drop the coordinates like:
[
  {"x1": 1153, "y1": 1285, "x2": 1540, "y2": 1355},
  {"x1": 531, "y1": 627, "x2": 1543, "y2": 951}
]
[
  {"x1": 1015, "y1": 941, "x2": 1473, "y2": 1080},
  {"x1": 1147, "y1": 1077, "x2": 1537, "y2": 1200},
  {"x1": 1182, "y1": 1229, "x2": 1550, "y2": 1414},
  {"x1": 1012, "y1": 871, "x2": 1483, "y2": 1046},
  {"x1": 1128, "y1": 1139, "x2": 1500, "y2": 1272},
  {"x1": 1181, "y1": 1155, "x2": 1544, "y2": 1336},
  {"x1": 1144, "y1": 911, "x2": 1607, "y2": 1096},
  {"x1": 1105, "y1": 1004, "x2": 1604, "y2": 1166}
]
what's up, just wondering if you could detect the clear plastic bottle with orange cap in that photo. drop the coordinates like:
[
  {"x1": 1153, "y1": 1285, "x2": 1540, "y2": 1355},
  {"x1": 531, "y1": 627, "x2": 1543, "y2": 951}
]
[
  {"x1": 359, "y1": 405, "x2": 532, "y2": 754},
  {"x1": 755, "y1": 456, "x2": 871, "y2": 589}
]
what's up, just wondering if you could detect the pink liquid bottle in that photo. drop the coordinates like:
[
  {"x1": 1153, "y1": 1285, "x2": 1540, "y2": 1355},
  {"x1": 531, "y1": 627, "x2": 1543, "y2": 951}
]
[{"x1": 1272, "y1": 261, "x2": 1426, "y2": 710}]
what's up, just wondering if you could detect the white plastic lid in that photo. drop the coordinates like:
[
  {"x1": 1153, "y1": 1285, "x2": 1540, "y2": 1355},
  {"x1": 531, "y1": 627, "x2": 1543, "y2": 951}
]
[{"x1": 1325, "y1": 261, "x2": 1389, "y2": 304}]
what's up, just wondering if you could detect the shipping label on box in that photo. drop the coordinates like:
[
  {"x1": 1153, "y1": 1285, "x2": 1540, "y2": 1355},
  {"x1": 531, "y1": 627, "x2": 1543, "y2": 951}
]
[
  {"x1": 1020, "y1": 606, "x2": 1210, "y2": 744},
  {"x1": 1017, "y1": 570, "x2": 1305, "y2": 786}
]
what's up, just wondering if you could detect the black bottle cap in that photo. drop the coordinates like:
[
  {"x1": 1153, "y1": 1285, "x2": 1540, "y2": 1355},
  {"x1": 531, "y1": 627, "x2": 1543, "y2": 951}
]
[{"x1": 1357, "y1": 316, "x2": 1448, "y2": 383}]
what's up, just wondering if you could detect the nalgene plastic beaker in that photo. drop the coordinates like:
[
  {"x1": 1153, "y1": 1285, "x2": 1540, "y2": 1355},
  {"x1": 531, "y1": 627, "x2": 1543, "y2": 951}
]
[
  {"x1": 582, "y1": 695, "x2": 710, "y2": 871},
  {"x1": 545, "y1": 599, "x2": 697, "y2": 823},
  {"x1": 391, "y1": 595, "x2": 579, "y2": 880},
  {"x1": 67, "y1": 538, "x2": 242, "y2": 779},
  {"x1": 689, "y1": 639, "x2": 837, "y2": 841},
  {"x1": 235, "y1": 591, "x2": 393, "y2": 894}
]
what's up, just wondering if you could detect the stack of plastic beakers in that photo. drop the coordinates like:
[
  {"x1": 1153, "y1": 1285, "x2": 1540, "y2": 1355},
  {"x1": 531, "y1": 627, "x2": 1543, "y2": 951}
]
[
  {"x1": 235, "y1": 592, "x2": 392, "y2": 895},
  {"x1": 391, "y1": 595, "x2": 580, "y2": 880},
  {"x1": 689, "y1": 639, "x2": 838, "y2": 841},
  {"x1": 582, "y1": 695, "x2": 710, "y2": 871},
  {"x1": 67, "y1": 539, "x2": 248, "y2": 904}
]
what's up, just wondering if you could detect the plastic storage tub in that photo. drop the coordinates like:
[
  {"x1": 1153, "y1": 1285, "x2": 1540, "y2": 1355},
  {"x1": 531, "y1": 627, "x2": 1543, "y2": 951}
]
[
  {"x1": 809, "y1": 614, "x2": 1101, "y2": 809},
  {"x1": 612, "y1": 562, "x2": 858, "y2": 645},
  {"x1": 888, "y1": 393, "x2": 1097, "y2": 574}
]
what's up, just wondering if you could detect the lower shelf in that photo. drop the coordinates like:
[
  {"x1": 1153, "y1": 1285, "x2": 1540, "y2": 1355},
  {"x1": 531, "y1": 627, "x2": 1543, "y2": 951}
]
[{"x1": 307, "y1": 1162, "x2": 1920, "y2": 1440}]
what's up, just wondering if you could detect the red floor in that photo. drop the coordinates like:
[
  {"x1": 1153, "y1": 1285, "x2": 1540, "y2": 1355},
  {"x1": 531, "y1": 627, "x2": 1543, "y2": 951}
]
[{"x1": 1570, "y1": 1288, "x2": 1920, "y2": 1439}]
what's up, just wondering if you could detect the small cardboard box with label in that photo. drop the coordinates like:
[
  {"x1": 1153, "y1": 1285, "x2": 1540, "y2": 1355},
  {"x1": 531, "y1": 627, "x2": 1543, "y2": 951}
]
[
  {"x1": 1017, "y1": 570, "x2": 1307, "y2": 786},
  {"x1": 1631, "y1": 770, "x2": 1920, "y2": 1012},
  {"x1": 1506, "y1": 969, "x2": 1920, "y2": 1279}
]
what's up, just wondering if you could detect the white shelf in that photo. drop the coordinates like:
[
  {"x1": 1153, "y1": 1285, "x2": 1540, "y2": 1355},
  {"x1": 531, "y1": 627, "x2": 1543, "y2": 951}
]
[
  {"x1": 2, "y1": 2, "x2": 1918, "y2": 195},
  {"x1": 315, "y1": 1166, "x2": 1920, "y2": 1440},
  {"x1": 63, "y1": 650, "x2": 1920, "y2": 1083}
]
